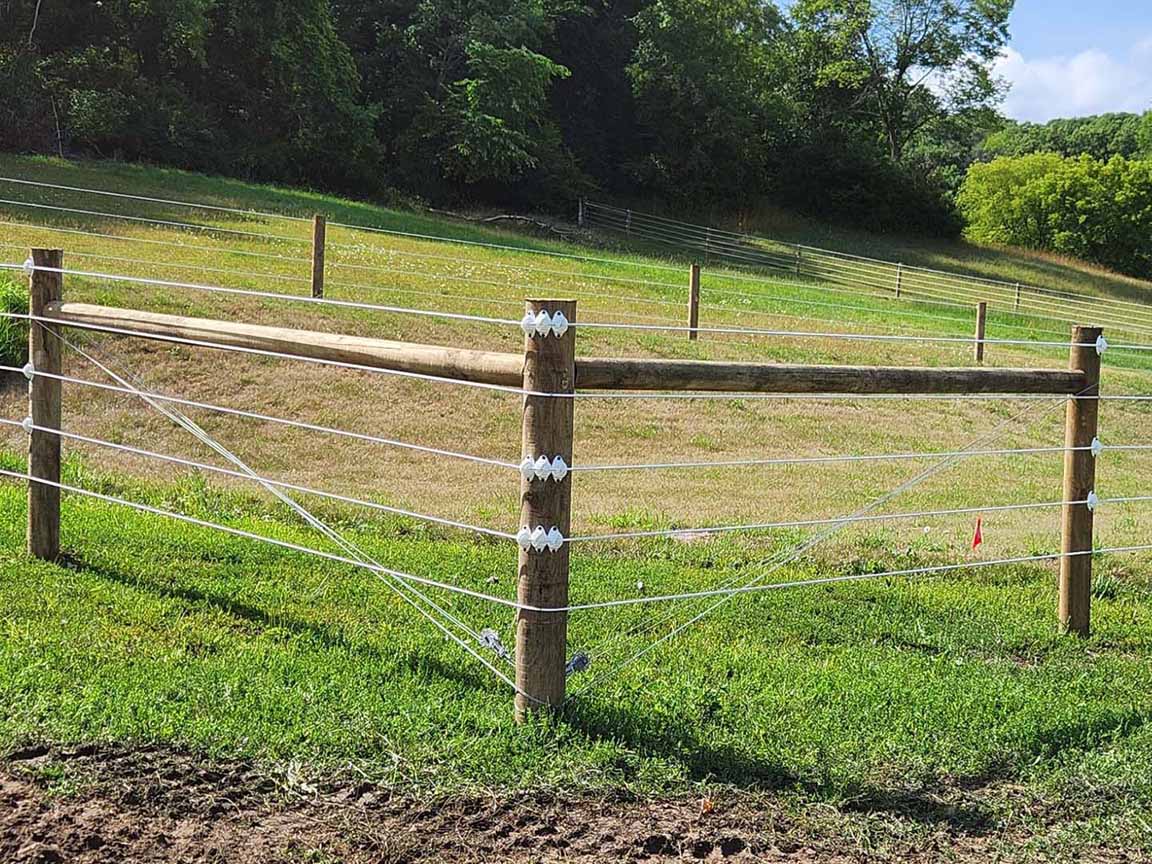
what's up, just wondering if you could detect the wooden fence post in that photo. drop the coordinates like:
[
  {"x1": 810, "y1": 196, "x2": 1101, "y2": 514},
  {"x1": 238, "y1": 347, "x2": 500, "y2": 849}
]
[
  {"x1": 794, "y1": 245, "x2": 802, "y2": 276},
  {"x1": 28, "y1": 248, "x2": 63, "y2": 562},
  {"x1": 1060, "y1": 325, "x2": 1102, "y2": 636},
  {"x1": 515, "y1": 299, "x2": 576, "y2": 721},
  {"x1": 895, "y1": 264, "x2": 903, "y2": 298},
  {"x1": 974, "y1": 301, "x2": 988, "y2": 364},
  {"x1": 1014, "y1": 283, "x2": 1022, "y2": 311},
  {"x1": 577, "y1": 198, "x2": 585, "y2": 227},
  {"x1": 311, "y1": 214, "x2": 326, "y2": 299},
  {"x1": 688, "y1": 264, "x2": 701, "y2": 341}
]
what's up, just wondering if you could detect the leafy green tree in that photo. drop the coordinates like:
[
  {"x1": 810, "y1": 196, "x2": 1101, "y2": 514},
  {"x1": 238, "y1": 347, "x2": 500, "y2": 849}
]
[
  {"x1": 791, "y1": 0, "x2": 1013, "y2": 162},
  {"x1": 959, "y1": 153, "x2": 1152, "y2": 277},
  {"x1": 982, "y1": 113, "x2": 1148, "y2": 161},
  {"x1": 627, "y1": 0, "x2": 793, "y2": 201}
]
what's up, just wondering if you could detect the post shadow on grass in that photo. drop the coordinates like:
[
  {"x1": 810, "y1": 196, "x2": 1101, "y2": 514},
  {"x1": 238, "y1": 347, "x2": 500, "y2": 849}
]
[{"x1": 66, "y1": 554, "x2": 496, "y2": 695}]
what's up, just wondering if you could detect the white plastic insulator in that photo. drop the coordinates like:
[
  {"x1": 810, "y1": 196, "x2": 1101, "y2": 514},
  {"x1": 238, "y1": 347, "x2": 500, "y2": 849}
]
[
  {"x1": 549, "y1": 456, "x2": 569, "y2": 482},
  {"x1": 533, "y1": 455, "x2": 551, "y2": 480},
  {"x1": 21, "y1": 416, "x2": 33, "y2": 435},
  {"x1": 530, "y1": 525, "x2": 549, "y2": 552},
  {"x1": 534, "y1": 310, "x2": 553, "y2": 337},
  {"x1": 1096, "y1": 335, "x2": 1108, "y2": 356},
  {"x1": 1090, "y1": 437, "x2": 1103, "y2": 458},
  {"x1": 550, "y1": 310, "x2": 569, "y2": 338},
  {"x1": 519, "y1": 457, "x2": 536, "y2": 482},
  {"x1": 1086, "y1": 491, "x2": 1099, "y2": 512},
  {"x1": 546, "y1": 526, "x2": 564, "y2": 552},
  {"x1": 21, "y1": 257, "x2": 34, "y2": 277},
  {"x1": 520, "y1": 312, "x2": 537, "y2": 337},
  {"x1": 22, "y1": 362, "x2": 34, "y2": 382},
  {"x1": 516, "y1": 527, "x2": 533, "y2": 550}
]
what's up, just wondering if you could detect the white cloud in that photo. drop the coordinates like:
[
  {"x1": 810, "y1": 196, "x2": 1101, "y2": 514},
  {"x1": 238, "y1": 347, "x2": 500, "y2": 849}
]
[{"x1": 995, "y1": 39, "x2": 1152, "y2": 122}]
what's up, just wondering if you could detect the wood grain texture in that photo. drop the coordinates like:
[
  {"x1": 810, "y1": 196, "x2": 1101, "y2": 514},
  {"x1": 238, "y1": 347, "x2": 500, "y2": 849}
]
[
  {"x1": 45, "y1": 302, "x2": 525, "y2": 386},
  {"x1": 1060, "y1": 325, "x2": 1102, "y2": 636},
  {"x1": 974, "y1": 301, "x2": 987, "y2": 365},
  {"x1": 688, "y1": 264, "x2": 700, "y2": 341},
  {"x1": 575, "y1": 358, "x2": 1086, "y2": 394},
  {"x1": 515, "y1": 300, "x2": 576, "y2": 720},
  {"x1": 28, "y1": 249, "x2": 63, "y2": 561},
  {"x1": 311, "y1": 215, "x2": 326, "y2": 299}
]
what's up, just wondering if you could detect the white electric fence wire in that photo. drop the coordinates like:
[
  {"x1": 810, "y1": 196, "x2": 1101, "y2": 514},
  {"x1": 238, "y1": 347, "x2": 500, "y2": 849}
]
[
  {"x1": 587, "y1": 201, "x2": 1152, "y2": 320},
  {"x1": 569, "y1": 387, "x2": 1081, "y2": 694},
  {"x1": 1, "y1": 466, "x2": 523, "y2": 614},
  {"x1": 0, "y1": 365, "x2": 517, "y2": 468},
  {"x1": 586, "y1": 204, "x2": 1152, "y2": 335},
  {"x1": 566, "y1": 499, "x2": 1082, "y2": 543},
  {"x1": 0, "y1": 418, "x2": 517, "y2": 540},
  {"x1": 0, "y1": 263, "x2": 522, "y2": 327},
  {"x1": 571, "y1": 445, "x2": 1083, "y2": 474},
  {"x1": 0, "y1": 197, "x2": 308, "y2": 244},
  {"x1": 0, "y1": 176, "x2": 311, "y2": 222},
  {"x1": 52, "y1": 332, "x2": 529, "y2": 694},
  {"x1": 563, "y1": 546, "x2": 1152, "y2": 612}
]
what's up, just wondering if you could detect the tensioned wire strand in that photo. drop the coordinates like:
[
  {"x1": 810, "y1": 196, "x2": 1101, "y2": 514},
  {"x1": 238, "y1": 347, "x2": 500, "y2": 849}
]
[
  {"x1": 53, "y1": 332, "x2": 530, "y2": 695},
  {"x1": 567, "y1": 384, "x2": 1085, "y2": 693},
  {"x1": 586, "y1": 201, "x2": 1152, "y2": 318},
  {"x1": 6, "y1": 261, "x2": 1096, "y2": 350},
  {"x1": 0, "y1": 418, "x2": 518, "y2": 540},
  {"x1": 6, "y1": 468, "x2": 1150, "y2": 618},
  {"x1": 0, "y1": 364, "x2": 518, "y2": 467}
]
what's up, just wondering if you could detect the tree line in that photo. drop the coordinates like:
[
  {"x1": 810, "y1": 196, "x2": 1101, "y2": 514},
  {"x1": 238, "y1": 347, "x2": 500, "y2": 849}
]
[{"x1": 1, "y1": 0, "x2": 1013, "y2": 235}]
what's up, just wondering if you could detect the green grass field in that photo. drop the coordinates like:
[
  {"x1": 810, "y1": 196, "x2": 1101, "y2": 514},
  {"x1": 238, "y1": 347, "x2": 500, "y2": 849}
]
[{"x1": 1, "y1": 154, "x2": 1151, "y2": 858}]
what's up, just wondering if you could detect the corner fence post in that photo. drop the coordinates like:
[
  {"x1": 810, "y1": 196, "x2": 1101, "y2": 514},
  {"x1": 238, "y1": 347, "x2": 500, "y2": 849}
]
[
  {"x1": 1060, "y1": 325, "x2": 1102, "y2": 636},
  {"x1": 974, "y1": 301, "x2": 988, "y2": 364},
  {"x1": 27, "y1": 248, "x2": 63, "y2": 562},
  {"x1": 311, "y1": 214, "x2": 326, "y2": 299},
  {"x1": 515, "y1": 299, "x2": 576, "y2": 721},
  {"x1": 688, "y1": 264, "x2": 701, "y2": 341}
]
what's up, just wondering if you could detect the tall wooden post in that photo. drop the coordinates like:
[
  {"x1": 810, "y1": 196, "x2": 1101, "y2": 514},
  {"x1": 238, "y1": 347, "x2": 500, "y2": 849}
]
[
  {"x1": 311, "y1": 214, "x2": 326, "y2": 299},
  {"x1": 974, "y1": 301, "x2": 988, "y2": 364},
  {"x1": 28, "y1": 249, "x2": 63, "y2": 562},
  {"x1": 688, "y1": 264, "x2": 701, "y2": 341},
  {"x1": 1060, "y1": 325, "x2": 1102, "y2": 636},
  {"x1": 895, "y1": 264, "x2": 903, "y2": 298},
  {"x1": 515, "y1": 299, "x2": 576, "y2": 720}
]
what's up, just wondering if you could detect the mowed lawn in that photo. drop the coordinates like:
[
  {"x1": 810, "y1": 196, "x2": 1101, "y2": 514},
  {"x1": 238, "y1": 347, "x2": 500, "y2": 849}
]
[{"x1": 0, "y1": 155, "x2": 1151, "y2": 856}]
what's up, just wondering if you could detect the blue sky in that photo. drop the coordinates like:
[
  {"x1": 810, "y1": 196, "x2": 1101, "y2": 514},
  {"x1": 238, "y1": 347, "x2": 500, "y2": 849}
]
[{"x1": 994, "y1": 1, "x2": 1151, "y2": 121}]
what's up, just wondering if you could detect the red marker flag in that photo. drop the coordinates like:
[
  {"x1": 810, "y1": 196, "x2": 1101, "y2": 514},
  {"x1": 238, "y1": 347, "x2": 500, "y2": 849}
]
[{"x1": 971, "y1": 515, "x2": 983, "y2": 550}]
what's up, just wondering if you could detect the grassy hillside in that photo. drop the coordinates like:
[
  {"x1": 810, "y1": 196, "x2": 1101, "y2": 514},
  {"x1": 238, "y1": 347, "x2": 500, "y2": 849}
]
[{"x1": 1, "y1": 155, "x2": 1151, "y2": 859}]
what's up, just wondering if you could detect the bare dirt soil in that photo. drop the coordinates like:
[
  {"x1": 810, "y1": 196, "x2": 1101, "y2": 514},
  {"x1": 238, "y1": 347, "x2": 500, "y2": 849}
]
[{"x1": 0, "y1": 743, "x2": 1142, "y2": 864}]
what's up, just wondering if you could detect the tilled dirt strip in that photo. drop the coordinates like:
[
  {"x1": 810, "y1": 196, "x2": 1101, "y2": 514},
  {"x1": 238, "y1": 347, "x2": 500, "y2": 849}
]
[{"x1": 0, "y1": 743, "x2": 1130, "y2": 863}]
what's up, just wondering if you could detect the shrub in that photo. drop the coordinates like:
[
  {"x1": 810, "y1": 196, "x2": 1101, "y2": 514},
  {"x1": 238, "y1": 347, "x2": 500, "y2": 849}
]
[
  {"x1": 0, "y1": 276, "x2": 29, "y2": 370},
  {"x1": 959, "y1": 153, "x2": 1152, "y2": 278}
]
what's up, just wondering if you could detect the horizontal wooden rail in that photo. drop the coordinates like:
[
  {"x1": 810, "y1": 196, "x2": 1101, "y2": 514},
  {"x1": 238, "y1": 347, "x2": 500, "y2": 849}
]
[
  {"x1": 574, "y1": 359, "x2": 1087, "y2": 395},
  {"x1": 45, "y1": 303, "x2": 524, "y2": 386},
  {"x1": 43, "y1": 303, "x2": 1087, "y2": 396}
]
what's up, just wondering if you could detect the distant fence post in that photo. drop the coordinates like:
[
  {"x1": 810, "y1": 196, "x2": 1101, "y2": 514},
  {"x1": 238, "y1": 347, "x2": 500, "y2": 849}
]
[
  {"x1": 895, "y1": 263, "x2": 903, "y2": 298},
  {"x1": 688, "y1": 264, "x2": 701, "y2": 341},
  {"x1": 577, "y1": 198, "x2": 585, "y2": 227},
  {"x1": 311, "y1": 215, "x2": 326, "y2": 299},
  {"x1": 974, "y1": 301, "x2": 988, "y2": 364},
  {"x1": 27, "y1": 248, "x2": 64, "y2": 562},
  {"x1": 515, "y1": 299, "x2": 576, "y2": 721},
  {"x1": 794, "y1": 245, "x2": 802, "y2": 276},
  {"x1": 625, "y1": 209, "x2": 632, "y2": 235},
  {"x1": 1060, "y1": 325, "x2": 1102, "y2": 637},
  {"x1": 1014, "y1": 283, "x2": 1022, "y2": 311}
]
